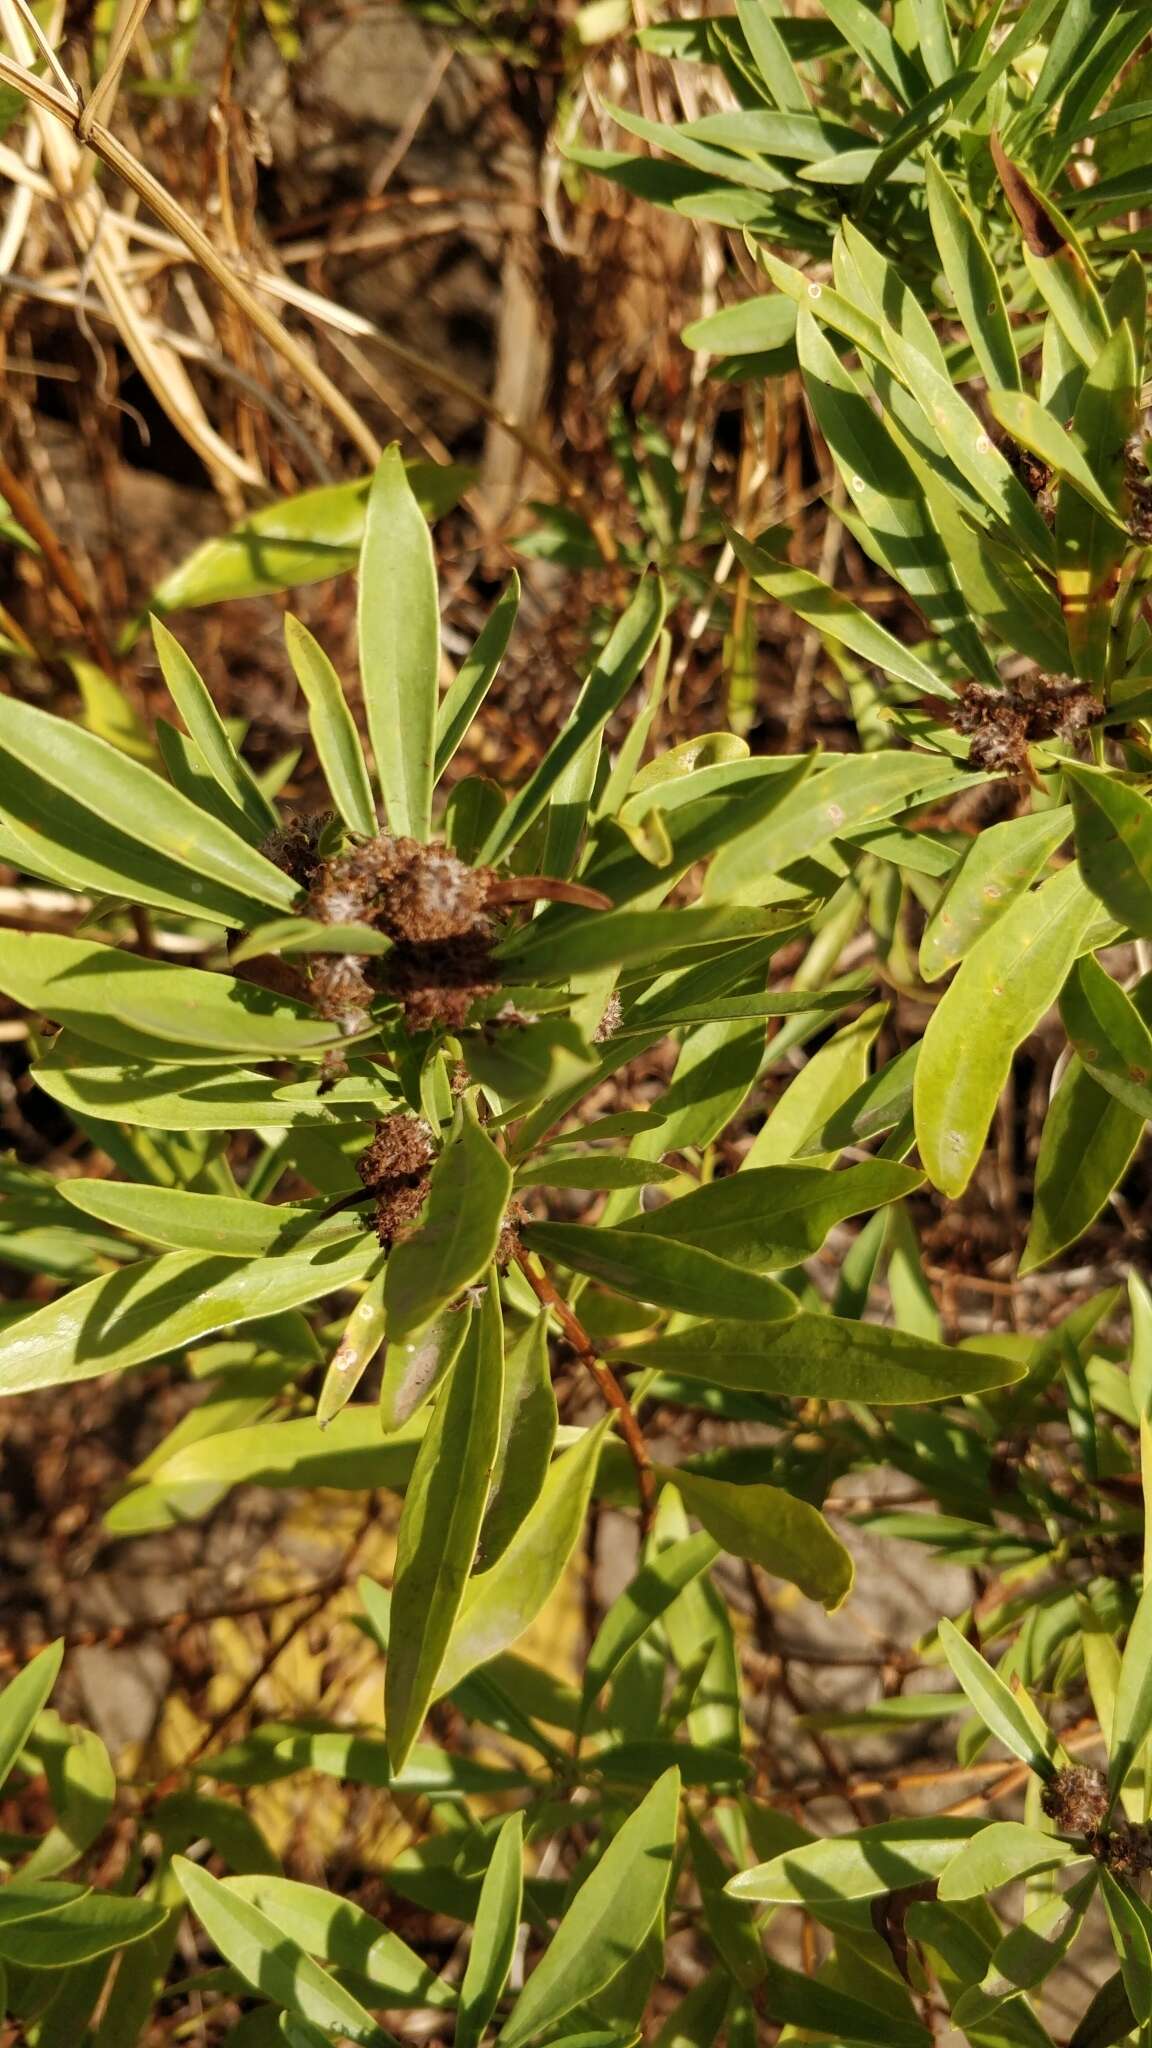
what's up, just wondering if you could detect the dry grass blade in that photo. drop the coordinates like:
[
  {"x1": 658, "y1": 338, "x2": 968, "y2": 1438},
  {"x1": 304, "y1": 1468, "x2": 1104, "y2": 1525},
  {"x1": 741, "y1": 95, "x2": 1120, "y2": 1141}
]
[{"x1": 0, "y1": 32, "x2": 381, "y2": 473}]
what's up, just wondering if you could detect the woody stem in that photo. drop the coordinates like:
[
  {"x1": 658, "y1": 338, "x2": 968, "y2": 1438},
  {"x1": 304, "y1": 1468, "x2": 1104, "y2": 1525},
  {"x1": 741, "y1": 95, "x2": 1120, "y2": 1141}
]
[{"x1": 514, "y1": 1245, "x2": 656, "y2": 1533}]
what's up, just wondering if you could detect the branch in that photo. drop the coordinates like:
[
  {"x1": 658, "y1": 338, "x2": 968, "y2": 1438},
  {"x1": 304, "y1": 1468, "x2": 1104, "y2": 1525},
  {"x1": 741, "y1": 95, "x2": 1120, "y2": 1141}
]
[{"x1": 514, "y1": 1245, "x2": 656, "y2": 1531}]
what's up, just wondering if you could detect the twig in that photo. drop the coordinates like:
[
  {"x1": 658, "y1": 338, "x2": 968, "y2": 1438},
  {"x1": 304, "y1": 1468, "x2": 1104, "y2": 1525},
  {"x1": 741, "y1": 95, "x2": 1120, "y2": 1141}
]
[
  {"x1": 514, "y1": 1245, "x2": 656, "y2": 1530},
  {"x1": 0, "y1": 450, "x2": 118, "y2": 673}
]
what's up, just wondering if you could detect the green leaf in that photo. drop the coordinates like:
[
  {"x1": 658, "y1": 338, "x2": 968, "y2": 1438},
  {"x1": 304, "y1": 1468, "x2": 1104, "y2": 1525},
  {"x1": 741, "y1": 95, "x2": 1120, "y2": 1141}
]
[
  {"x1": 729, "y1": 530, "x2": 950, "y2": 699},
  {"x1": 223, "y1": 1875, "x2": 456, "y2": 2008},
  {"x1": 0, "y1": 1640, "x2": 64, "y2": 1794},
  {"x1": 953, "y1": 1876, "x2": 1096, "y2": 2031},
  {"x1": 619, "y1": 1160, "x2": 923, "y2": 1270},
  {"x1": 457, "y1": 1812, "x2": 524, "y2": 2048},
  {"x1": 682, "y1": 296, "x2": 797, "y2": 359},
  {"x1": 914, "y1": 863, "x2": 1096, "y2": 1197},
  {"x1": 1066, "y1": 761, "x2": 1152, "y2": 936},
  {"x1": 707, "y1": 752, "x2": 952, "y2": 903},
  {"x1": 514, "y1": 1154, "x2": 678, "y2": 1192},
  {"x1": 746, "y1": 1001, "x2": 885, "y2": 1167},
  {"x1": 1100, "y1": 1870, "x2": 1152, "y2": 2032},
  {"x1": 173, "y1": 1859, "x2": 395, "y2": 2045},
  {"x1": 526, "y1": 1223, "x2": 797, "y2": 1322},
  {"x1": 937, "y1": 1822, "x2": 1085, "y2": 1901},
  {"x1": 1059, "y1": 954, "x2": 1152, "y2": 1120},
  {"x1": 150, "y1": 466, "x2": 471, "y2": 610},
  {"x1": 228, "y1": 917, "x2": 393, "y2": 966},
  {"x1": 21, "y1": 1720, "x2": 116, "y2": 1879},
  {"x1": 284, "y1": 614, "x2": 377, "y2": 838},
  {"x1": 734, "y1": 1, "x2": 809, "y2": 111},
  {"x1": 386, "y1": 1280, "x2": 504, "y2": 1772},
  {"x1": 383, "y1": 1107, "x2": 513, "y2": 1339},
  {"x1": 317, "y1": 1262, "x2": 388, "y2": 1427},
  {"x1": 32, "y1": 1047, "x2": 394, "y2": 1130},
  {"x1": 925, "y1": 158, "x2": 1018, "y2": 389},
  {"x1": 0, "y1": 932, "x2": 344, "y2": 1061},
  {"x1": 500, "y1": 903, "x2": 806, "y2": 981},
  {"x1": 378, "y1": 1302, "x2": 473, "y2": 1435},
  {"x1": 666, "y1": 1468, "x2": 853, "y2": 1611},
  {"x1": 606, "y1": 1313, "x2": 1023, "y2": 1403},
  {"x1": 795, "y1": 313, "x2": 985, "y2": 678},
  {"x1": 435, "y1": 578, "x2": 520, "y2": 779},
  {"x1": 151, "y1": 617, "x2": 279, "y2": 839},
  {"x1": 761, "y1": 1960, "x2": 929, "y2": 2048},
  {"x1": 582, "y1": 1528, "x2": 719, "y2": 1718},
  {"x1": 480, "y1": 1312, "x2": 557, "y2": 1569},
  {"x1": 479, "y1": 574, "x2": 666, "y2": 865},
  {"x1": 0, "y1": 1239, "x2": 376, "y2": 1396},
  {"x1": 938, "y1": 1619, "x2": 1057, "y2": 1781},
  {"x1": 0, "y1": 1890, "x2": 167, "y2": 1967},
  {"x1": 1108, "y1": 1574, "x2": 1152, "y2": 1801},
  {"x1": 1022, "y1": 1043, "x2": 1146, "y2": 1275},
  {"x1": 987, "y1": 388, "x2": 1127, "y2": 529},
  {"x1": 359, "y1": 445, "x2": 439, "y2": 841},
  {"x1": 435, "y1": 1422, "x2": 609, "y2": 1697},
  {"x1": 919, "y1": 808, "x2": 1072, "y2": 980},
  {"x1": 0, "y1": 694, "x2": 298, "y2": 928},
  {"x1": 1057, "y1": 324, "x2": 1140, "y2": 686},
  {"x1": 498, "y1": 1768, "x2": 679, "y2": 2048},
  {"x1": 727, "y1": 1818, "x2": 985, "y2": 1903}
]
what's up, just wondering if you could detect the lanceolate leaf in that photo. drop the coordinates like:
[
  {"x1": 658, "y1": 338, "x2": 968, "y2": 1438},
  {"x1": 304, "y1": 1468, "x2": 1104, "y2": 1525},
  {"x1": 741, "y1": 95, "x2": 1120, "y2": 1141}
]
[
  {"x1": 457, "y1": 1812, "x2": 524, "y2": 2048},
  {"x1": 435, "y1": 578, "x2": 520, "y2": 779},
  {"x1": 526, "y1": 1222, "x2": 797, "y2": 1322},
  {"x1": 667, "y1": 1468, "x2": 853, "y2": 1611},
  {"x1": 480, "y1": 1312, "x2": 557, "y2": 1569},
  {"x1": 938, "y1": 1619, "x2": 1057, "y2": 1781},
  {"x1": 359, "y1": 445, "x2": 440, "y2": 842},
  {"x1": 728, "y1": 1818, "x2": 985, "y2": 1903},
  {"x1": 924, "y1": 156, "x2": 1018, "y2": 392},
  {"x1": 0, "y1": 693, "x2": 298, "y2": 927},
  {"x1": 1107, "y1": 1576, "x2": 1152, "y2": 1801},
  {"x1": 1022, "y1": 1053, "x2": 1145, "y2": 1273},
  {"x1": 149, "y1": 465, "x2": 471, "y2": 610},
  {"x1": 582, "y1": 1528, "x2": 720, "y2": 1717},
  {"x1": 173, "y1": 1859, "x2": 395, "y2": 2046},
  {"x1": 151, "y1": 616, "x2": 279, "y2": 839},
  {"x1": 0, "y1": 932, "x2": 344, "y2": 1060},
  {"x1": 1060, "y1": 955, "x2": 1152, "y2": 1120},
  {"x1": 1066, "y1": 761, "x2": 1152, "y2": 936},
  {"x1": 435, "y1": 1422, "x2": 609, "y2": 1697},
  {"x1": 386, "y1": 1281, "x2": 504, "y2": 1772},
  {"x1": 730, "y1": 529, "x2": 950, "y2": 699},
  {"x1": 284, "y1": 613, "x2": 377, "y2": 837},
  {"x1": 383, "y1": 1106, "x2": 513, "y2": 1340},
  {"x1": 0, "y1": 1640, "x2": 64, "y2": 1794},
  {"x1": 1057, "y1": 322, "x2": 1138, "y2": 685},
  {"x1": 914, "y1": 864, "x2": 1095, "y2": 1197},
  {"x1": 480, "y1": 573, "x2": 666, "y2": 865},
  {"x1": 0, "y1": 1239, "x2": 377, "y2": 1396},
  {"x1": 919, "y1": 808, "x2": 1072, "y2": 981},
  {"x1": 499, "y1": 1768, "x2": 680, "y2": 2048},
  {"x1": 615, "y1": 1159, "x2": 923, "y2": 1270},
  {"x1": 223, "y1": 1876, "x2": 456, "y2": 2008},
  {"x1": 606, "y1": 1313, "x2": 1022, "y2": 1402}
]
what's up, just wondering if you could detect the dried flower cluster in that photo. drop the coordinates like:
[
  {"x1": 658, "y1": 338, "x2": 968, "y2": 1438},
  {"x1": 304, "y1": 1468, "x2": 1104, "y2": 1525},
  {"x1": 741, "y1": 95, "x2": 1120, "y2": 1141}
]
[
  {"x1": 262, "y1": 826, "x2": 501, "y2": 1033},
  {"x1": 952, "y1": 676, "x2": 1100, "y2": 775}
]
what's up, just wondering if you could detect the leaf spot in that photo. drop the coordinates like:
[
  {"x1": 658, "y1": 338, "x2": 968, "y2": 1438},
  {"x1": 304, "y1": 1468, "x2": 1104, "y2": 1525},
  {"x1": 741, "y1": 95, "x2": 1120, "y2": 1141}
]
[{"x1": 807, "y1": 281, "x2": 822, "y2": 300}]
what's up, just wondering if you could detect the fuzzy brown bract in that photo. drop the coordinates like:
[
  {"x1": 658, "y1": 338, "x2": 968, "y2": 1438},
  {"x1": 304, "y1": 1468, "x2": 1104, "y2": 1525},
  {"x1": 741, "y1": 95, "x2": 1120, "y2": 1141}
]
[
  {"x1": 953, "y1": 678, "x2": 1100, "y2": 775},
  {"x1": 304, "y1": 832, "x2": 500, "y2": 1031}
]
